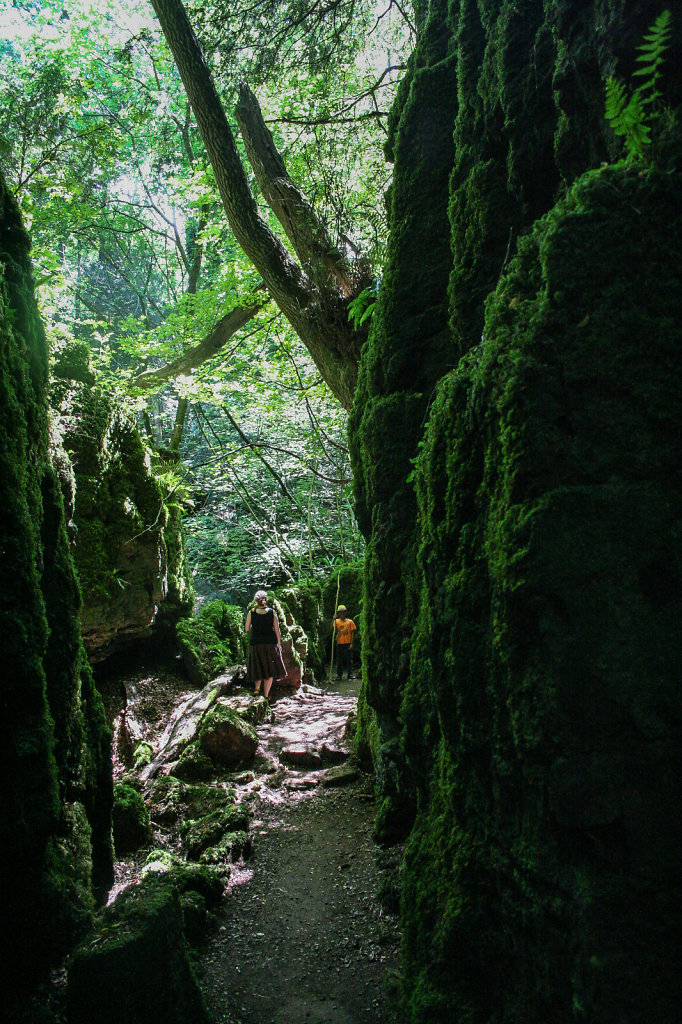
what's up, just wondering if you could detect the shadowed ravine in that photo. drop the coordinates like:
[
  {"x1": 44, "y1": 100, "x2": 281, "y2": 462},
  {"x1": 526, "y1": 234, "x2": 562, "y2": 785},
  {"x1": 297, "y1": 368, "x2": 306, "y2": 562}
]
[{"x1": 103, "y1": 663, "x2": 401, "y2": 1024}]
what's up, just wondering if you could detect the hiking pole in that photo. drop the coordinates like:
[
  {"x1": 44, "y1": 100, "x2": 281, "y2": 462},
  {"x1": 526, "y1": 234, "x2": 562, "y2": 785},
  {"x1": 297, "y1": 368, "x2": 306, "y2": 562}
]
[{"x1": 329, "y1": 570, "x2": 341, "y2": 685}]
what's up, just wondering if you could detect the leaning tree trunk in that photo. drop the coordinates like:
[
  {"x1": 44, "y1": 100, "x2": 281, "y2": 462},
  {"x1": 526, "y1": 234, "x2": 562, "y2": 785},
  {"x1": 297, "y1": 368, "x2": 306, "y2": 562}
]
[{"x1": 150, "y1": 0, "x2": 367, "y2": 410}]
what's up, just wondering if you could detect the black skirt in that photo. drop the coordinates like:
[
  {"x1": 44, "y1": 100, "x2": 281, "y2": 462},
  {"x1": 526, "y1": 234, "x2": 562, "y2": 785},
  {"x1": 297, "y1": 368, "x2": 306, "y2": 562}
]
[{"x1": 247, "y1": 643, "x2": 287, "y2": 684}]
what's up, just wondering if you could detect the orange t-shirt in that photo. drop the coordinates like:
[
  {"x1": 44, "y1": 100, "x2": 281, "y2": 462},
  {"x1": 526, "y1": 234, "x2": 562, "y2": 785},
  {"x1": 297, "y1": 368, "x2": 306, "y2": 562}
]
[{"x1": 335, "y1": 618, "x2": 356, "y2": 645}]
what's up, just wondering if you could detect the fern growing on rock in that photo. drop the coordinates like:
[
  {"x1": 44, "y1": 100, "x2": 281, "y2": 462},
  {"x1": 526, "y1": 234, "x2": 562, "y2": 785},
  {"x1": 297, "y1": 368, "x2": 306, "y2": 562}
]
[{"x1": 605, "y1": 9, "x2": 672, "y2": 159}]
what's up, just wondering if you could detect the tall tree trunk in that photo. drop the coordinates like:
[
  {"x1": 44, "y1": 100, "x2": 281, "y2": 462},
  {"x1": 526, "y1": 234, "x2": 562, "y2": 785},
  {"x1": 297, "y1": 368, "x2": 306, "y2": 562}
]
[
  {"x1": 150, "y1": 0, "x2": 365, "y2": 409},
  {"x1": 169, "y1": 397, "x2": 189, "y2": 451}
]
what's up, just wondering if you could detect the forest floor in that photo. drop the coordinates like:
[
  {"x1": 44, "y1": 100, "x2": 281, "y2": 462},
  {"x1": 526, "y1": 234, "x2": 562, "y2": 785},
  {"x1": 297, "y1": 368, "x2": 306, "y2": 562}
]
[{"x1": 198, "y1": 680, "x2": 402, "y2": 1024}]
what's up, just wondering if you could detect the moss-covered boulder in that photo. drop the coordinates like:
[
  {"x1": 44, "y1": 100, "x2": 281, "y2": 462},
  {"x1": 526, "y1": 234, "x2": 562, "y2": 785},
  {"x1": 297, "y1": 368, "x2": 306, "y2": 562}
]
[
  {"x1": 177, "y1": 599, "x2": 246, "y2": 685},
  {"x1": 142, "y1": 849, "x2": 225, "y2": 906},
  {"x1": 147, "y1": 776, "x2": 236, "y2": 827},
  {"x1": 170, "y1": 740, "x2": 216, "y2": 781},
  {"x1": 142, "y1": 851, "x2": 224, "y2": 942},
  {"x1": 50, "y1": 338, "x2": 194, "y2": 661},
  {"x1": 198, "y1": 704, "x2": 259, "y2": 766},
  {"x1": 112, "y1": 781, "x2": 152, "y2": 856},
  {"x1": 66, "y1": 874, "x2": 210, "y2": 1024},
  {"x1": 179, "y1": 804, "x2": 250, "y2": 859},
  {"x1": 0, "y1": 171, "x2": 113, "y2": 1001}
]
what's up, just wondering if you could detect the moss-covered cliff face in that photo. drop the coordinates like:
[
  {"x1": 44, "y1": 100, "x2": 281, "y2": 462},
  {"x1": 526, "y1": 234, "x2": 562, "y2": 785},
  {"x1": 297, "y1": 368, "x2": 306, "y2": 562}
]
[
  {"x1": 349, "y1": 2, "x2": 460, "y2": 838},
  {"x1": 405, "y1": 158, "x2": 682, "y2": 1023},
  {"x1": 50, "y1": 343, "x2": 194, "y2": 661},
  {"x1": 0, "y1": 173, "x2": 113, "y2": 998},
  {"x1": 351, "y1": 0, "x2": 682, "y2": 1018}
]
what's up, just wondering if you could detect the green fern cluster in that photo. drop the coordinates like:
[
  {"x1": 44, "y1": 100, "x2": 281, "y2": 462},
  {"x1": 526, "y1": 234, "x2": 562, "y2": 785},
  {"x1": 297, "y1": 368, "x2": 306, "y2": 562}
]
[{"x1": 605, "y1": 9, "x2": 672, "y2": 159}]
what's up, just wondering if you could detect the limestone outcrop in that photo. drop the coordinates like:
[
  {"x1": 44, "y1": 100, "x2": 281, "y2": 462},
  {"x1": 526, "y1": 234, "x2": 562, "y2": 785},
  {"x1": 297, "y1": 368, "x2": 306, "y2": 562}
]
[
  {"x1": 50, "y1": 339, "x2": 194, "y2": 661},
  {"x1": 350, "y1": 1, "x2": 682, "y2": 1020}
]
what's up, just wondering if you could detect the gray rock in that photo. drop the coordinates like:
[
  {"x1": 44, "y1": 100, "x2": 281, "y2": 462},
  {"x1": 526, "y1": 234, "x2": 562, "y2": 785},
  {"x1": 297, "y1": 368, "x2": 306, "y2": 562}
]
[
  {"x1": 321, "y1": 765, "x2": 361, "y2": 788},
  {"x1": 280, "y1": 747, "x2": 324, "y2": 768}
]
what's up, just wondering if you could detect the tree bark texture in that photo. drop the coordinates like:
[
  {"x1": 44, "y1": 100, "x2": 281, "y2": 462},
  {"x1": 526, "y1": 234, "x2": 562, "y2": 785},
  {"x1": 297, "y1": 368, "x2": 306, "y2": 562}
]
[
  {"x1": 235, "y1": 83, "x2": 356, "y2": 297},
  {"x1": 150, "y1": 0, "x2": 365, "y2": 409},
  {"x1": 133, "y1": 297, "x2": 267, "y2": 390}
]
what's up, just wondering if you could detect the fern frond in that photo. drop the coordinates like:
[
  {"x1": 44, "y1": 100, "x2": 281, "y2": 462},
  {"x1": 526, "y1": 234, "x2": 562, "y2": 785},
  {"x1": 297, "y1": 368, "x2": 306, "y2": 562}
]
[
  {"x1": 603, "y1": 10, "x2": 671, "y2": 161},
  {"x1": 635, "y1": 10, "x2": 672, "y2": 67},
  {"x1": 605, "y1": 77, "x2": 628, "y2": 127}
]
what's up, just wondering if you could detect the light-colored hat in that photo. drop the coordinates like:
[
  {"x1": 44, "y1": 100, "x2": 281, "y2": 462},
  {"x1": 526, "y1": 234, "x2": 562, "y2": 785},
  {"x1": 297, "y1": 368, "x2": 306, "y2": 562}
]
[{"x1": 337, "y1": 605, "x2": 347, "y2": 611}]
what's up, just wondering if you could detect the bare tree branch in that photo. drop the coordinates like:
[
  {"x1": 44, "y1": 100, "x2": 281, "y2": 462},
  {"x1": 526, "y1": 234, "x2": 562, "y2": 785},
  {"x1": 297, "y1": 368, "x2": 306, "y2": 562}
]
[
  {"x1": 133, "y1": 293, "x2": 268, "y2": 390},
  {"x1": 235, "y1": 82, "x2": 356, "y2": 297}
]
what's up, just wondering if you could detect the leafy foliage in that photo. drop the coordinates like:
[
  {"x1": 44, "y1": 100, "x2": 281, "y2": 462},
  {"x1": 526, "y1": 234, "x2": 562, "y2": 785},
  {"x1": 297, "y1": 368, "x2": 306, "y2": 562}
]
[
  {"x1": 604, "y1": 9, "x2": 672, "y2": 159},
  {"x1": 347, "y1": 281, "x2": 379, "y2": 329},
  {"x1": 1, "y1": 0, "x2": 397, "y2": 603}
]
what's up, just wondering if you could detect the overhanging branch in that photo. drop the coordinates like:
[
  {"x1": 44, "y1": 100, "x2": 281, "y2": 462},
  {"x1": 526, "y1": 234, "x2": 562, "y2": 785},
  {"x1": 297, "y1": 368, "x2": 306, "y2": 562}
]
[{"x1": 133, "y1": 296, "x2": 267, "y2": 390}]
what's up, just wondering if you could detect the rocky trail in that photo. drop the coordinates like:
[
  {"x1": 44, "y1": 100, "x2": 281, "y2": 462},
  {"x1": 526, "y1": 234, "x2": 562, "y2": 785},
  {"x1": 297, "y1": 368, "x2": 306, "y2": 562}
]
[
  {"x1": 200, "y1": 685, "x2": 401, "y2": 1024},
  {"x1": 99, "y1": 660, "x2": 402, "y2": 1024}
]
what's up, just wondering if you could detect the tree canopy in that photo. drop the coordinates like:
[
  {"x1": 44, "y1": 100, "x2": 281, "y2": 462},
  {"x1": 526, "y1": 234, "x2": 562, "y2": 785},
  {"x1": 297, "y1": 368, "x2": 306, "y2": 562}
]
[{"x1": 0, "y1": 0, "x2": 412, "y2": 599}]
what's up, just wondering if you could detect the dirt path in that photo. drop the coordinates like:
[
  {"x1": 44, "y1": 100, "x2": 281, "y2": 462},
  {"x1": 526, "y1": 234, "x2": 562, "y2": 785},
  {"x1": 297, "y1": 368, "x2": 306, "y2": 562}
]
[{"x1": 199, "y1": 686, "x2": 402, "y2": 1024}]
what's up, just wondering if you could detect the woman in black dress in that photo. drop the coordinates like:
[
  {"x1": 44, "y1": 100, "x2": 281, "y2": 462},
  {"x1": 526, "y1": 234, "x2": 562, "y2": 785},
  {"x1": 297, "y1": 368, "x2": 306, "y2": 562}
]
[{"x1": 245, "y1": 589, "x2": 287, "y2": 699}]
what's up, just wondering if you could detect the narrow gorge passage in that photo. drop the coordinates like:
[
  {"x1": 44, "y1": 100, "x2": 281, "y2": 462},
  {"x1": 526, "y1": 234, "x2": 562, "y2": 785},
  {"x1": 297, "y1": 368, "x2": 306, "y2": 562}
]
[
  {"x1": 199, "y1": 682, "x2": 401, "y2": 1024},
  {"x1": 100, "y1": 658, "x2": 402, "y2": 1024}
]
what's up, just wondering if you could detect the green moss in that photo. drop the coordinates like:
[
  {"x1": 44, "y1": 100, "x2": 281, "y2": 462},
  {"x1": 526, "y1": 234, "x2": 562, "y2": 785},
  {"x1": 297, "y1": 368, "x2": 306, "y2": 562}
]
[
  {"x1": 399, "y1": 156, "x2": 682, "y2": 1022},
  {"x1": 177, "y1": 599, "x2": 247, "y2": 685},
  {"x1": 133, "y1": 740, "x2": 154, "y2": 770},
  {"x1": 179, "y1": 804, "x2": 250, "y2": 860},
  {"x1": 200, "y1": 831, "x2": 252, "y2": 865},
  {"x1": 159, "y1": 500, "x2": 195, "y2": 625},
  {"x1": 354, "y1": 683, "x2": 379, "y2": 768},
  {"x1": 171, "y1": 740, "x2": 216, "y2": 781},
  {"x1": 0, "y1": 171, "x2": 112, "y2": 997},
  {"x1": 349, "y1": 3, "x2": 682, "y2": 1019},
  {"x1": 149, "y1": 776, "x2": 237, "y2": 822},
  {"x1": 142, "y1": 849, "x2": 225, "y2": 906},
  {"x1": 50, "y1": 335, "x2": 95, "y2": 385},
  {"x1": 50, "y1": 344, "x2": 194, "y2": 657},
  {"x1": 67, "y1": 874, "x2": 211, "y2": 1024},
  {"x1": 112, "y1": 782, "x2": 152, "y2": 856}
]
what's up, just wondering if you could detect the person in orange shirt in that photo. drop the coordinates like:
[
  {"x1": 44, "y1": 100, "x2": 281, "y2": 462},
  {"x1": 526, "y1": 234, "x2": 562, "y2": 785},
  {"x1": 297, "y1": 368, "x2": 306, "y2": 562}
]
[{"x1": 333, "y1": 605, "x2": 356, "y2": 680}]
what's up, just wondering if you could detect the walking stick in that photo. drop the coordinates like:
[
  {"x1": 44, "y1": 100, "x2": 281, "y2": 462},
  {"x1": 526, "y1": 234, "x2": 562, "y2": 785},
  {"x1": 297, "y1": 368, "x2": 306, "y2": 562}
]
[{"x1": 329, "y1": 570, "x2": 341, "y2": 685}]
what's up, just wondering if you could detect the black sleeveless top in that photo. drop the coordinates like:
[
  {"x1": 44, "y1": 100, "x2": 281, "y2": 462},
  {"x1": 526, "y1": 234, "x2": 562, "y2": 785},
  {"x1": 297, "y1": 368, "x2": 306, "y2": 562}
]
[{"x1": 250, "y1": 608, "x2": 277, "y2": 645}]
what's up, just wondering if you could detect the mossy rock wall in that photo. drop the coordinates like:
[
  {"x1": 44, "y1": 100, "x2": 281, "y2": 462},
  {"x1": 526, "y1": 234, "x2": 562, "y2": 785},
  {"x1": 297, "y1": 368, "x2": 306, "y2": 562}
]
[
  {"x1": 404, "y1": 159, "x2": 682, "y2": 1022},
  {"x1": 0, "y1": 172, "x2": 113, "y2": 999},
  {"x1": 50, "y1": 344, "x2": 194, "y2": 661},
  {"x1": 349, "y1": 0, "x2": 682, "y2": 1020},
  {"x1": 277, "y1": 562, "x2": 363, "y2": 676},
  {"x1": 177, "y1": 599, "x2": 246, "y2": 685}
]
